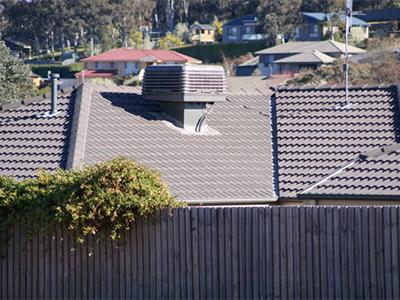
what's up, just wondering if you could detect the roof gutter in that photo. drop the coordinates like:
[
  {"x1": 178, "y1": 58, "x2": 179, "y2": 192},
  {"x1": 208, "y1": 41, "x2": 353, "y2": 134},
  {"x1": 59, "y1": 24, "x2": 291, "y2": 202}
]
[
  {"x1": 297, "y1": 193, "x2": 400, "y2": 201},
  {"x1": 181, "y1": 197, "x2": 278, "y2": 205}
]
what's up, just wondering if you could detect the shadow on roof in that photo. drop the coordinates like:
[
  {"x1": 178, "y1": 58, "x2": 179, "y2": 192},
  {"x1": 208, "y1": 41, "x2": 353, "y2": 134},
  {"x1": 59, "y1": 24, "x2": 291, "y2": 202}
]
[{"x1": 100, "y1": 91, "x2": 163, "y2": 122}]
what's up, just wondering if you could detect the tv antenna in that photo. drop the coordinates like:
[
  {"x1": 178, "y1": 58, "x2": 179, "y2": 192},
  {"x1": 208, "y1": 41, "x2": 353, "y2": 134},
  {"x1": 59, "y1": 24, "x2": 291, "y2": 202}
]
[{"x1": 344, "y1": 0, "x2": 353, "y2": 104}]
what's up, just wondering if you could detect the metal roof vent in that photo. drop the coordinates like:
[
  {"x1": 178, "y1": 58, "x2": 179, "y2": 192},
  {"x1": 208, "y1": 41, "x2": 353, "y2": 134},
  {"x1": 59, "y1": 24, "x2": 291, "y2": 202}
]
[{"x1": 142, "y1": 65, "x2": 226, "y2": 132}]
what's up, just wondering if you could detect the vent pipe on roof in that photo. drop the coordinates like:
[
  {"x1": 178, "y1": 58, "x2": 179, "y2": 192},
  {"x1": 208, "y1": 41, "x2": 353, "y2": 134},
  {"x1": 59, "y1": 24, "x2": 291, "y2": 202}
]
[
  {"x1": 142, "y1": 65, "x2": 226, "y2": 132},
  {"x1": 37, "y1": 73, "x2": 61, "y2": 118},
  {"x1": 50, "y1": 73, "x2": 60, "y2": 115}
]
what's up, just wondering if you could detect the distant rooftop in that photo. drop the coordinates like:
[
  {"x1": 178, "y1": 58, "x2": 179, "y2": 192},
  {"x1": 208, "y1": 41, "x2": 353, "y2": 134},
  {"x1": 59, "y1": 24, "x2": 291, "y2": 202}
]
[
  {"x1": 274, "y1": 50, "x2": 335, "y2": 64},
  {"x1": 81, "y1": 48, "x2": 201, "y2": 63},
  {"x1": 302, "y1": 12, "x2": 370, "y2": 27},
  {"x1": 223, "y1": 14, "x2": 258, "y2": 27},
  {"x1": 191, "y1": 24, "x2": 215, "y2": 30},
  {"x1": 255, "y1": 40, "x2": 366, "y2": 55}
]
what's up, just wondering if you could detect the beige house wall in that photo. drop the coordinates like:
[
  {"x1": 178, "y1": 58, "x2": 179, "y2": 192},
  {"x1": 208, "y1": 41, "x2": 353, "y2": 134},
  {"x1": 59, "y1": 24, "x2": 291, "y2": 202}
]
[
  {"x1": 85, "y1": 62, "x2": 95, "y2": 69},
  {"x1": 351, "y1": 26, "x2": 369, "y2": 42},
  {"x1": 76, "y1": 75, "x2": 119, "y2": 85},
  {"x1": 192, "y1": 30, "x2": 215, "y2": 43}
]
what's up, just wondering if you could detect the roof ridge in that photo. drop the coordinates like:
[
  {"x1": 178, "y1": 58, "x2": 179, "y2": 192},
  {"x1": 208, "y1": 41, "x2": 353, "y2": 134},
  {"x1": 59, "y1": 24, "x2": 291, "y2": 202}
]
[
  {"x1": 65, "y1": 82, "x2": 93, "y2": 169},
  {"x1": 328, "y1": 40, "x2": 343, "y2": 53},
  {"x1": 274, "y1": 83, "x2": 395, "y2": 92}
]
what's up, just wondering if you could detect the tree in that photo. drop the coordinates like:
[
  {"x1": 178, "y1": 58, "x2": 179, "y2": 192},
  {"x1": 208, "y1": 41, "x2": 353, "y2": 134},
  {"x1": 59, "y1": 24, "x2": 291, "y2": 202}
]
[
  {"x1": 257, "y1": 0, "x2": 302, "y2": 44},
  {"x1": 0, "y1": 40, "x2": 34, "y2": 105},
  {"x1": 286, "y1": 58, "x2": 400, "y2": 86},
  {"x1": 174, "y1": 23, "x2": 191, "y2": 43},
  {"x1": 156, "y1": 32, "x2": 184, "y2": 49},
  {"x1": 300, "y1": 0, "x2": 345, "y2": 13}
]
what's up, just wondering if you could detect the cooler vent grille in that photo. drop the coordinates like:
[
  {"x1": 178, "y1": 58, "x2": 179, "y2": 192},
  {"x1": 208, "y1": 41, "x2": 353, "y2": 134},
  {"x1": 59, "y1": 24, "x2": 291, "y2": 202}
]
[{"x1": 142, "y1": 65, "x2": 226, "y2": 95}]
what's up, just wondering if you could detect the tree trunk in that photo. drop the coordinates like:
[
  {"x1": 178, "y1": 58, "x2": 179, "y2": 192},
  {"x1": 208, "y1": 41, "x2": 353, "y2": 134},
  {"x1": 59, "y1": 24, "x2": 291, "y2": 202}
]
[
  {"x1": 74, "y1": 32, "x2": 79, "y2": 53},
  {"x1": 51, "y1": 30, "x2": 55, "y2": 62},
  {"x1": 60, "y1": 31, "x2": 65, "y2": 54},
  {"x1": 183, "y1": 0, "x2": 190, "y2": 25},
  {"x1": 33, "y1": 30, "x2": 40, "y2": 60},
  {"x1": 90, "y1": 36, "x2": 94, "y2": 57},
  {"x1": 167, "y1": 0, "x2": 175, "y2": 32}
]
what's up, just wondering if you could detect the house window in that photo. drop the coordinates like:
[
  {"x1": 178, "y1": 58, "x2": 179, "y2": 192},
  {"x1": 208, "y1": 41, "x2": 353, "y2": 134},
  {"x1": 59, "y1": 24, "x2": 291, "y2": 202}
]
[
  {"x1": 110, "y1": 62, "x2": 116, "y2": 69},
  {"x1": 245, "y1": 26, "x2": 251, "y2": 34},
  {"x1": 228, "y1": 27, "x2": 237, "y2": 39},
  {"x1": 201, "y1": 29, "x2": 205, "y2": 34},
  {"x1": 208, "y1": 30, "x2": 212, "y2": 34},
  {"x1": 295, "y1": 27, "x2": 300, "y2": 38},
  {"x1": 309, "y1": 24, "x2": 319, "y2": 38},
  {"x1": 124, "y1": 62, "x2": 138, "y2": 74},
  {"x1": 95, "y1": 62, "x2": 103, "y2": 69}
]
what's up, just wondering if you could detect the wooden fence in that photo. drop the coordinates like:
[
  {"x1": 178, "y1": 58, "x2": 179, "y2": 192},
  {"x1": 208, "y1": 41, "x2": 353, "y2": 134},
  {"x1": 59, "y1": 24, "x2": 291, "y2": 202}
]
[{"x1": 1, "y1": 206, "x2": 400, "y2": 299}]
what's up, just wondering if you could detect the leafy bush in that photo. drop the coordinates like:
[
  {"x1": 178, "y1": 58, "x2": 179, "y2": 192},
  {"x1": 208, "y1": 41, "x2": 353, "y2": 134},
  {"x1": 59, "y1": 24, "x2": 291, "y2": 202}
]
[
  {"x1": 30, "y1": 62, "x2": 84, "y2": 78},
  {"x1": 157, "y1": 32, "x2": 185, "y2": 49},
  {"x1": 0, "y1": 158, "x2": 181, "y2": 242},
  {"x1": 35, "y1": 85, "x2": 51, "y2": 96},
  {"x1": 286, "y1": 59, "x2": 400, "y2": 86},
  {"x1": 0, "y1": 40, "x2": 35, "y2": 105}
]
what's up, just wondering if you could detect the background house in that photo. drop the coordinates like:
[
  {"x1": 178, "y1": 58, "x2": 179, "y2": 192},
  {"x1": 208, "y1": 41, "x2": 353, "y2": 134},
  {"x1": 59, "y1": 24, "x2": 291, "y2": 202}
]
[
  {"x1": 297, "y1": 13, "x2": 370, "y2": 42},
  {"x1": 236, "y1": 56, "x2": 259, "y2": 76},
  {"x1": 222, "y1": 14, "x2": 266, "y2": 44},
  {"x1": 190, "y1": 24, "x2": 215, "y2": 44},
  {"x1": 255, "y1": 40, "x2": 366, "y2": 76},
  {"x1": 75, "y1": 48, "x2": 201, "y2": 84},
  {"x1": 358, "y1": 8, "x2": 400, "y2": 37},
  {"x1": 30, "y1": 72, "x2": 42, "y2": 88}
]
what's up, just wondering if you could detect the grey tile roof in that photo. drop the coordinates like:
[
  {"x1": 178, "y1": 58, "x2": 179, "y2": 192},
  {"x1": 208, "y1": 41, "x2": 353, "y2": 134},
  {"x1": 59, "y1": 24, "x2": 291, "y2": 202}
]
[
  {"x1": 274, "y1": 50, "x2": 335, "y2": 64},
  {"x1": 222, "y1": 14, "x2": 257, "y2": 27},
  {"x1": 0, "y1": 90, "x2": 76, "y2": 179},
  {"x1": 71, "y1": 84, "x2": 275, "y2": 202},
  {"x1": 273, "y1": 84, "x2": 400, "y2": 198},
  {"x1": 299, "y1": 144, "x2": 400, "y2": 199},
  {"x1": 190, "y1": 24, "x2": 215, "y2": 30},
  {"x1": 255, "y1": 40, "x2": 366, "y2": 55}
]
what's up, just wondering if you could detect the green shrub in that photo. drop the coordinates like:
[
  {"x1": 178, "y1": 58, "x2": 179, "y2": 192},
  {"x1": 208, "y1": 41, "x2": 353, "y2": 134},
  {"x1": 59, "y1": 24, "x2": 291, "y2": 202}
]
[
  {"x1": 172, "y1": 41, "x2": 270, "y2": 63},
  {"x1": 30, "y1": 62, "x2": 84, "y2": 78},
  {"x1": 0, "y1": 157, "x2": 181, "y2": 242},
  {"x1": 286, "y1": 59, "x2": 400, "y2": 86},
  {"x1": 35, "y1": 85, "x2": 51, "y2": 96}
]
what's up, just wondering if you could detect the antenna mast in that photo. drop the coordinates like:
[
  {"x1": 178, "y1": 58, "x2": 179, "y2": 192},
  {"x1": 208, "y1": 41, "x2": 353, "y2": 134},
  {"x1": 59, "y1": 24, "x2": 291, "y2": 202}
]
[{"x1": 344, "y1": 0, "x2": 353, "y2": 104}]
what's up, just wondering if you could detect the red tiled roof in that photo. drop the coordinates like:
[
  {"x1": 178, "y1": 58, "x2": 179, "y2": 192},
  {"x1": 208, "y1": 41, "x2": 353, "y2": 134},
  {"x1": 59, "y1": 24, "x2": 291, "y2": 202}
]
[
  {"x1": 80, "y1": 48, "x2": 201, "y2": 63},
  {"x1": 75, "y1": 69, "x2": 118, "y2": 77}
]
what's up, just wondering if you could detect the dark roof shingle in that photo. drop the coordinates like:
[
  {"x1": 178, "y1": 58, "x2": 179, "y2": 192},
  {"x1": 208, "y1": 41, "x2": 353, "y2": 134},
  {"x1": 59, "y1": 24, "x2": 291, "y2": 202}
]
[
  {"x1": 0, "y1": 91, "x2": 76, "y2": 179},
  {"x1": 76, "y1": 84, "x2": 275, "y2": 202},
  {"x1": 299, "y1": 143, "x2": 400, "y2": 199},
  {"x1": 273, "y1": 84, "x2": 400, "y2": 198}
]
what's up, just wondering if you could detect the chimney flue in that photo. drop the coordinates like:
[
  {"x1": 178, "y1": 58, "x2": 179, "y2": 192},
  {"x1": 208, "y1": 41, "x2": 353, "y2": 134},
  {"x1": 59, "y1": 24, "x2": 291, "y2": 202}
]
[{"x1": 50, "y1": 73, "x2": 60, "y2": 115}]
